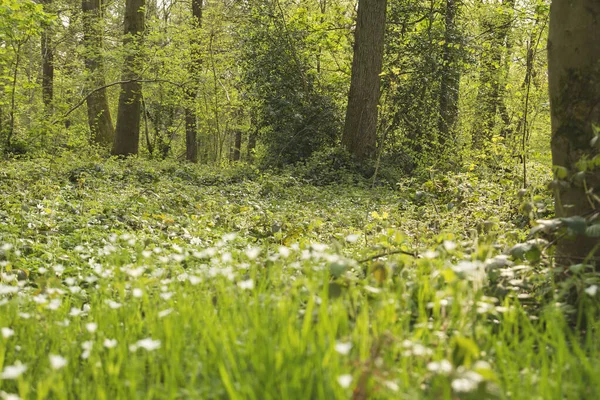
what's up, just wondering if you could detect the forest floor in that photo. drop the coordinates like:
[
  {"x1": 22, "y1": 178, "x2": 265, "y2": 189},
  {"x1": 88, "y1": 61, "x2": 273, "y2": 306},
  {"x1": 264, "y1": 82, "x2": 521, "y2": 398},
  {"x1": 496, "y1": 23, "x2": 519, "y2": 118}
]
[{"x1": 0, "y1": 156, "x2": 598, "y2": 399}]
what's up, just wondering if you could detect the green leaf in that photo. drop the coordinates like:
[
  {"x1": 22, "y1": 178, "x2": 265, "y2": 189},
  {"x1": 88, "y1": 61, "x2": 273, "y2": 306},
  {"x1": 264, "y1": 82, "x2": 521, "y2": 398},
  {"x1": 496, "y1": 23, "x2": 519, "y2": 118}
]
[
  {"x1": 509, "y1": 243, "x2": 531, "y2": 260},
  {"x1": 329, "y1": 262, "x2": 347, "y2": 278},
  {"x1": 560, "y1": 216, "x2": 587, "y2": 235},
  {"x1": 553, "y1": 165, "x2": 568, "y2": 179},
  {"x1": 585, "y1": 224, "x2": 600, "y2": 238}
]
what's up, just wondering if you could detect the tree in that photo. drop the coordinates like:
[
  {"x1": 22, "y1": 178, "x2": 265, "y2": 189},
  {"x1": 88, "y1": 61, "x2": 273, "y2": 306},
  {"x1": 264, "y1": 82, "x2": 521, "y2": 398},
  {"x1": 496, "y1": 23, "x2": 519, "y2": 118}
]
[
  {"x1": 184, "y1": 0, "x2": 203, "y2": 163},
  {"x1": 471, "y1": 0, "x2": 514, "y2": 149},
  {"x1": 82, "y1": 0, "x2": 114, "y2": 146},
  {"x1": 548, "y1": 0, "x2": 600, "y2": 265},
  {"x1": 342, "y1": 0, "x2": 387, "y2": 161},
  {"x1": 112, "y1": 0, "x2": 145, "y2": 156},
  {"x1": 41, "y1": 0, "x2": 53, "y2": 115},
  {"x1": 437, "y1": 0, "x2": 461, "y2": 146}
]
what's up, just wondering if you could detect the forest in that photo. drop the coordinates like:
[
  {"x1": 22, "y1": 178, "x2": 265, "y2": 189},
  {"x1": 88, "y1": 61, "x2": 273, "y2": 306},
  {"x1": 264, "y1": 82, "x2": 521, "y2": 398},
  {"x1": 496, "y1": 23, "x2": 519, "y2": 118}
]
[{"x1": 0, "y1": 0, "x2": 599, "y2": 398}]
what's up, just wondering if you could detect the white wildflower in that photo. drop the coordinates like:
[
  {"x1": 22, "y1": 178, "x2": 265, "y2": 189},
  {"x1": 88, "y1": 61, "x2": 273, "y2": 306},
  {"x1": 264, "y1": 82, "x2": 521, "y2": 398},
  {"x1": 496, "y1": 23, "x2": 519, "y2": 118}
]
[
  {"x1": 0, "y1": 363, "x2": 26, "y2": 379},
  {"x1": 49, "y1": 355, "x2": 67, "y2": 370},
  {"x1": 124, "y1": 267, "x2": 145, "y2": 278},
  {"x1": 132, "y1": 288, "x2": 143, "y2": 298},
  {"x1": 345, "y1": 234, "x2": 360, "y2": 243},
  {"x1": 0, "y1": 285, "x2": 18, "y2": 295},
  {"x1": 383, "y1": 380, "x2": 399, "y2": 392},
  {"x1": 423, "y1": 250, "x2": 438, "y2": 259},
  {"x1": 222, "y1": 233, "x2": 236, "y2": 242},
  {"x1": 1, "y1": 327, "x2": 14, "y2": 339},
  {"x1": 0, "y1": 390, "x2": 21, "y2": 400},
  {"x1": 237, "y1": 279, "x2": 254, "y2": 290},
  {"x1": 158, "y1": 309, "x2": 173, "y2": 318},
  {"x1": 221, "y1": 252, "x2": 233, "y2": 263},
  {"x1": 451, "y1": 371, "x2": 482, "y2": 393},
  {"x1": 334, "y1": 342, "x2": 352, "y2": 355},
  {"x1": 311, "y1": 243, "x2": 328, "y2": 252},
  {"x1": 443, "y1": 240, "x2": 457, "y2": 251},
  {"x1": 129, "y1": 338, "x2": 161, "y2": 352},
  {"x1": 159, "y1": 292, "x2": 173, "y2": 301},
  {"x1": 585, "y1": 285, "x2": 598, "y2": 297},
  {"x1": 47, "y1": 298, "x2": 61, "y2": 311},
  {"x1": 188, "y1": 275, "x2": 201, "y2": 285},
  {"x1": 105, "y1": 300, "x2": 122, "y2": 309},
  {"x1": 81, "y1": 341, "x2": 93, "y2": 359},
  {"x1": 337, "y1": 374, "x2": 353, "y2": 389},
  {"x1": 245, "y1": 247, "x2": 261, "y2": 260},
  {"x1": 69, "y1": 308, "x2": 83, "y2": 317},
  {"x1": 85, "y1": 322, "x2": 98, "y2": 333},
  {"x1": 278, "y1": 246, "x2": 290, "y2": 258},
  {"x1": 103, "y1": 339, "x2": 118, "y2": 349},
  {"x1": 451, "y1": 378, "x2": 478, "y2": 393},
  {"x1": 427, "y1": 360, "x2": 453, "y2": 374}
]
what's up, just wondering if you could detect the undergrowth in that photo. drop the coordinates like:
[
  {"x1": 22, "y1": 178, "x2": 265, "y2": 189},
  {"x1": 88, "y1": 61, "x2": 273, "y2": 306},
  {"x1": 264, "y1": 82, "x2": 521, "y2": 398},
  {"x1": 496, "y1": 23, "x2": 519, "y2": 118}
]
[{"x1": 0, "y1": 155, "x2": 598, "y2": 399}]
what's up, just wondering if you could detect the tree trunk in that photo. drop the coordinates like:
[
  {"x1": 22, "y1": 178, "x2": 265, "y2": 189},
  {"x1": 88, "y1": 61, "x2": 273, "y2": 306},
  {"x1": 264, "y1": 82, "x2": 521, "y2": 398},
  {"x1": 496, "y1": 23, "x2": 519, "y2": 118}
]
[
  {"x1": 471, "y1": 0, "x2": 513, "y2": 149},
  {"x1": 437, "y1": 0, "x2": 460, "y2": 146},
  {"x1": 41, "y1": 0, "x2": 54, "y2": 115},
  {"x1": 341, "y1": 0, "x2": 387, "y2": 161},
  {"x1": 247, "y1": 129, "x2": 257, "y2": 162},
  {"x1": 82, "y1": 0, "x2": 114, "y2": 146},
  {"x1": 548, "y1": 0, "x2": 600, "y2": 266},
  {"x1": 112, "y1": 0, "x2": 145, "y2": 156},
  {"x1": 232, "y1": 130, "x2": 242, "y2": 161},
  {"x1": 184, "y1": 0, "x2": 203, "y2": 163}
]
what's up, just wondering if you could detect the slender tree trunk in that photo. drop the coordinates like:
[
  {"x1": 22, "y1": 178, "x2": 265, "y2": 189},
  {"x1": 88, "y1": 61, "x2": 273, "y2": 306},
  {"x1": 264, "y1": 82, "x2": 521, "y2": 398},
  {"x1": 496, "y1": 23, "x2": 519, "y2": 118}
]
[
  {"x1": 247, "y1": 129, "x2": 257, "y2": 162},
  {"x1": 41, "y1": 0, "x2": 54, "y2": 115},
  {"x1": 548, "y1": 0, "x2": 600, "y2": 266},
  {"x1": 232, "y1": 130, "x2": 242, "y2": 161},
  {"x1": 184, "y1": 0, "x2": 202, "y2": 163},
  {"x1": 341, "y1": 0, "x2": 387, "y2": 161},
  {"x1": 437, "y1": 0, "x2": 461, "y2": 146},
  {"x1": 471, "y1": 0, "x2": 513, "y2": 149},
  {"x1": 498, "y1": 0, "x2": 516, "y2": 138},
  {"x1": 7, "y1": 43, "x2": 22, "y2": 149},
  {"x1": 112, "y1": 0, "x2": 145, "y2": 156},
  {"x1": 82, "y1": 0, "x2": 114, "y2": 146}
]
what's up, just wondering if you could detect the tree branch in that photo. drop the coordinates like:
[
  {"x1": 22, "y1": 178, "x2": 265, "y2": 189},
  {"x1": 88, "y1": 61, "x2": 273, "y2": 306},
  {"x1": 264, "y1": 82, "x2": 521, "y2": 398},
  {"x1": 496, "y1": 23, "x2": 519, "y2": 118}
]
[{"x1": 54, "y1": 78, "x2": 186, "y2": 124}]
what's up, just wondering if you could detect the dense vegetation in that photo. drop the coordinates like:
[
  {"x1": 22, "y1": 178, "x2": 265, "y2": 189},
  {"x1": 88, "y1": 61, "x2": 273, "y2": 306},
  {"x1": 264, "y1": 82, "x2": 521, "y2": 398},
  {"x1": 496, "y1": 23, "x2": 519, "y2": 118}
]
[
  {"x1": 1, "y1": 0, "x2": 599, "y2": 398},
  {"x1": 0, "y1": 155, "x2": 598, "y2": 399}
]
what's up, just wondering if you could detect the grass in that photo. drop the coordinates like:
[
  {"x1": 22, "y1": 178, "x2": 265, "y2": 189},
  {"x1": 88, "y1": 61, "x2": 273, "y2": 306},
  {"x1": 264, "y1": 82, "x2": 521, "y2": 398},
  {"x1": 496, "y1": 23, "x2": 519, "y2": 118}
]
[{"x1": 0, "y1": 155, "x2": 598, "y2": 399}]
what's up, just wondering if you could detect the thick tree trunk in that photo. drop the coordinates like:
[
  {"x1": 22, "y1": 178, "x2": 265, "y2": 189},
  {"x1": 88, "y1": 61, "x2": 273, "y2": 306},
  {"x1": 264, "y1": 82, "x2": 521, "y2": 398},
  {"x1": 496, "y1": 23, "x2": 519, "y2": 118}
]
[
  {"x1": 184, "y1": 0, "x2": 203, "y2": 163},
  {"x1": 548, "y1": 0, "x2": 600, "y2": 266},
  {"x1": 341, "y1": 0, "x2": 387, "y2": 161},
  {"x1": 437, "y1": 0, "x2": 460, "y2": 146},
  {"x1": 82, "y1": 0, "x2": 114, "y2": 146},
  {"x1": 112, "y1": 0, "x2": 145, "y2": 156}
]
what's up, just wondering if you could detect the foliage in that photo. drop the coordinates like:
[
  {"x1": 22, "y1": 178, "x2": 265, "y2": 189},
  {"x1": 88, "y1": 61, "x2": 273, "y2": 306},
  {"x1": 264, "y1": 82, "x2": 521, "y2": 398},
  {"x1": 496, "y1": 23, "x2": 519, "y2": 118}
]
[{"x1": 239, "y1": 0, "x2": 347, "y2": 167}]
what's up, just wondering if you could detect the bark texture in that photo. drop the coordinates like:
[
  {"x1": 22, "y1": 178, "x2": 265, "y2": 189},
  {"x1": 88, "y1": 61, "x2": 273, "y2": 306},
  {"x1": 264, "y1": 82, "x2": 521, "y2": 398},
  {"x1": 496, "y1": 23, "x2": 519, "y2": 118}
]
[
  {"x1": 112, "y1": 0, "x2": 145, "y2": 156},
  {"x1": 184, "y1": 0, "x2": 203, "y2": 163},
  {"x1": 82, "y1": 0, "x2": 114, "y2": 146},
  {"x1": 341, "y1": 0, "x2": 387, "y2": 161},
  {"x1": 548, "y1": 0, "x2": 600, "y2": 265}
]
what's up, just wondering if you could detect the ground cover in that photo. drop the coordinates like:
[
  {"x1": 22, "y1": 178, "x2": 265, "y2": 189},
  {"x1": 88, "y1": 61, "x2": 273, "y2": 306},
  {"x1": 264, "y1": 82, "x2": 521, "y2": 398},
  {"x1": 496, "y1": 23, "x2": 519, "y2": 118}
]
[{"x1": 0, "y1": 156, "x2": 598, "y2": 399}]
